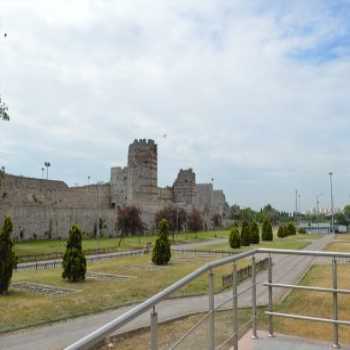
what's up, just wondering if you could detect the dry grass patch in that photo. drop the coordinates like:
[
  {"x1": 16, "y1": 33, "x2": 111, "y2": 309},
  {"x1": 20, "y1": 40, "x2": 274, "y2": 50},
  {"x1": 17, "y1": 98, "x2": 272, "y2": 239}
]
[
  {"x1": 0, "y1": 252, "x2": 246, "y2": 333},
  {"x1": 271, "y1": 264, "x2": 350, "y2": 344}
]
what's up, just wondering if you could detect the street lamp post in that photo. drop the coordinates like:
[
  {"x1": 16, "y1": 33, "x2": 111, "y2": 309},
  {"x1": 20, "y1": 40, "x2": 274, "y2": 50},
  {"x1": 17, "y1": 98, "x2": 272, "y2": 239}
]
[
  {"x1": 329, "y1": 172, "x2": 335, "y2": 234},
  {"x1": 44, "y1": 162, "x2": 51, "y2": 180},
  {"x1": 41, "y1": 167, "x2": 45, "y2": 179}
]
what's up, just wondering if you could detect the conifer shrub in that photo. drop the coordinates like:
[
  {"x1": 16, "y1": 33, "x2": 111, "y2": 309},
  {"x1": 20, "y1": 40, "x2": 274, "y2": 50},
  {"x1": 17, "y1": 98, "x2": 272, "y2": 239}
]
[
  {"x1": 262, "y1": 219, "x2": 273, "y2": 241},
  {"x1": 277, "y1": 225, "x2": 287, "y2": 238},
  {"x1": 62, "y1": 225, "x2": 87, "y2": 282},
  {"x1": 249, "y1": 221, "x2": 260, "y2": 244},
  {"x1": 298, "y1": 227, "x2": 307, "y2": 234},
  {"x1": 287, "y1": 222, "x2": 297, "y2": 236},
  {"x1": 240, "y1": 221, "x2": 251, "y2": 246},
  {"x1": 152, "y1": 219, "x2": 171, "y2": 265},
  {"x1": 0, "y1": 217, "x2": 17, "y2": 294},
  {"x1": 229, "y1": 227, "x2": 241, "y2": 249}
]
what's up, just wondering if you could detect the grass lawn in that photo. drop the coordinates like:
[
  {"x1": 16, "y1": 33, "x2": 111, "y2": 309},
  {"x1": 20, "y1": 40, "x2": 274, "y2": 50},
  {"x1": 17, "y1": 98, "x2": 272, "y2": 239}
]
[
  {"x1": 15, "y1": 230, "x2": 230, "y2": 262},
  {"x1": 197, "y1": 233, "x2": 321, "y2": 252},
  {"x1": 270, "y1": 263, "x2": 350, "y2": 345},
  {"x1": 326, "y1": 241, "x2": 350, "y2": 252},
  {"x1": 0, "y1": 251, "x2": 246, "y2": 333},
  {"x1": 101, "y1": 308, "x2": 256, "y2": 350}
]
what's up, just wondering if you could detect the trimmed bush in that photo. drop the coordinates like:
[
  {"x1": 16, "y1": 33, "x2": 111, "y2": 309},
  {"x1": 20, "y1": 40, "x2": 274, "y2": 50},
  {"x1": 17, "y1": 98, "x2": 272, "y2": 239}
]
[
  {"x1": 0, "y1": 217, "x2": 17, "y2": 294},
  {"x1": 62, "y1": 225, "x2": 87, "y2": 282},
  {"x1": 240, "y1": 221, "x2": 250, "y2": 246},
  {"x1": 277, "y1": 225, "x2": 287, "y2": 238},
  {"x1": 152, "y1": 219, "x2": 171, "y2": 265},
  {"x1": 287, "y1": 222, "x2": 297, "y2": 236},
  {"x1": 249, "y1": 222, "x2": 260, "y2": 244},
  {"x1": 298, "y1": 227, "x2": 307, "y2": 234},
  {"x1": 229, "y1": 227, "x2": 241, "y2": 248},
  {"x1": 262, "y1": 219, "x2": 273, "y2": 241}
]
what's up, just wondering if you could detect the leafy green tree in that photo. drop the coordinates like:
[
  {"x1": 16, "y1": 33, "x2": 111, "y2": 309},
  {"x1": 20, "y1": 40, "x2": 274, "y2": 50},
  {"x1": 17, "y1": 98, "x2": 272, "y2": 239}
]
[
  {"x1": 249, "y1": 221, "x2": 260, "y2": 244},
  {"x1": 62, "y1": 225, "x2": 87, "y2": 282},
  {"x1": 0, "y1": 217, "x2": 17, "y2": 294},
  {"x1": 286, "y1": 222, "x2": 297, "y2": 236},
  {"x1": 0, "y1": 96, "x2": 10, "y2": 121},
  {"x1": 240, "y1": 221, "x2": 250, "y2": 246},
  {"x1": 152, "y1": 219, "x2": 171, "y2": 265},
  {"x1": 344, "y1": 205, "x2": 350, "y2": 220},
  {"x1": 229, "y1": 227, "x2": 240, "y2": 248},
  {"x1": 262, "y1": 219, "x2": 273, "y2": 241},
  {"x1": 277, "y1": 225, "x2": 287, "y2": 238}
]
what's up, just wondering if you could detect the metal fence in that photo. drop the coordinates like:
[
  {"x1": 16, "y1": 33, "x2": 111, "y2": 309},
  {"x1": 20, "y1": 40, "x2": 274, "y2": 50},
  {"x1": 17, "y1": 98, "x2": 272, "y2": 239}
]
[{"x1": 64, "y1": 248, "x2": 350, "y2": 350}]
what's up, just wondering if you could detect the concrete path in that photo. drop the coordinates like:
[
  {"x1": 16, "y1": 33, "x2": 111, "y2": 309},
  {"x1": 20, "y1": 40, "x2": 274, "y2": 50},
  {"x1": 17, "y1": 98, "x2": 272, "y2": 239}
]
[{"x1": 0, "y1": 235, "x2": 334, "y2": 350}]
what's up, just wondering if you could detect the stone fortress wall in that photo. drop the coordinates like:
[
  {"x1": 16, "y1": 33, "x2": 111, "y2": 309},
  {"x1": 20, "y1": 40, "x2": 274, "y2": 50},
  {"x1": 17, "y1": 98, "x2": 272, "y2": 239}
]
[{"x1": 0, "y1": 139, "x2": 229, "y2": 240}]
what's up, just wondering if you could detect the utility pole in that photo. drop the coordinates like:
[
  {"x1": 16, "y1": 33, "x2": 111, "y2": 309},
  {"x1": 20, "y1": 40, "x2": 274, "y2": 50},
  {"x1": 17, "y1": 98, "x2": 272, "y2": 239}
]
[
  {"x1": 329, "y1": 172, "x2": 335, "y2": 234},
  {"x1": 295, "y1": 189, "x2": 298, "y2": 220}
]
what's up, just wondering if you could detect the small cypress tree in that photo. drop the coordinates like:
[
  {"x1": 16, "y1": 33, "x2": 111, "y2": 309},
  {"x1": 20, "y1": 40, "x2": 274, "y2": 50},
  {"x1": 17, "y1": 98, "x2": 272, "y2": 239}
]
[
  {"x1": 229, "y1": 227, "x2": 240, "y2": 249},
  {"x1": 0, "y1": 217, "x2": 17, "y2": 294},
  {"x1": 262, "y1": 219, "x2": 273, "y2": 241},
  {"x1": 62, "y1": 225, "x2": 86, "y2": 282},
  {"x1": 152, "y1": 219, "x2": 171, "y2": 265},
  {"x1": 277, "y1": 225, "x2": 287, "y2": 238},
  {"x1": 240, "y1": 221, "x2": 250, "y2": 246},
  {"x1": 298, "y1": 227, "x2": 307, "y2": 234},
  {"x1": 249, "y1": 221, "x2": 260, "y2": 244},
  {"x1": 287, "y1": 222, "x2": 297, "y2": 236}
]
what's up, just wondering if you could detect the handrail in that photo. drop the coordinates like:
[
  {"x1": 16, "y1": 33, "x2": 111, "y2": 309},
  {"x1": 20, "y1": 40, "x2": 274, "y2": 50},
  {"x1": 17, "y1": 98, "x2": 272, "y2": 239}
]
[
  {"x1": 65, "y1": 249, "x2": 255, "y2": 350},
  {"x1": 64, "y1": 248, "x2": 350, "y2": 350}
]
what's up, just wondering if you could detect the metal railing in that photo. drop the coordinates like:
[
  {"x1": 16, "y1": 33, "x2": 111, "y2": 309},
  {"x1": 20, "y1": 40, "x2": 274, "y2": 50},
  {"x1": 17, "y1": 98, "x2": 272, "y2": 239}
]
[{"x1": 64, "y1": 248, "x2": 350, "y2": 350}]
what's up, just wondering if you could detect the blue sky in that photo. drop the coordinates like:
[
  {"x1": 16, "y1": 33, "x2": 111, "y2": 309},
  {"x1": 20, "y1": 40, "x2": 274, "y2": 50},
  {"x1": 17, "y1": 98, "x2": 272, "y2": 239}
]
[{"x1": 0, "y1": 0, "x2": 350, "y2": 212}]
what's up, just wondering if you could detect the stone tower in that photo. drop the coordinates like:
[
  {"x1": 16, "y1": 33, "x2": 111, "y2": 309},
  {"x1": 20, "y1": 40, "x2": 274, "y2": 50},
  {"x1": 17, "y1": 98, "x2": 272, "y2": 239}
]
[
  {"x1": 173, "y1": 168, "x2": 196, "y2": 205},
  {"x1": 127, "y1": 139, "x2": 158, "y2": 203}
]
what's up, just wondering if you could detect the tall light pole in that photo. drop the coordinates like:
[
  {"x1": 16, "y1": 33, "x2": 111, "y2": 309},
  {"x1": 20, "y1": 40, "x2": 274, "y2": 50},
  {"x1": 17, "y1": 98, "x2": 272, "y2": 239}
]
[
  {"x1": 44, "y1": 162, "x2": 51, "y2": 180},
  {"x1": 295, "y1": 189, "x2": 298, "y2": 220},
  {"x1": 329, "y1": 172, "x2": 335, "y2": 234},
  {"x1": 41, "y1": 167, "x2": 45, "y2": 179}
]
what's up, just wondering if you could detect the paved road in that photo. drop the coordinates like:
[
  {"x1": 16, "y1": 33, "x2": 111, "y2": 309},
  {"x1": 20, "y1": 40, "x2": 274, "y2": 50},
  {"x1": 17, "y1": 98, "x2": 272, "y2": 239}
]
[{"x1": 0, "y1": 235, "x2": 334, "y2": 350}]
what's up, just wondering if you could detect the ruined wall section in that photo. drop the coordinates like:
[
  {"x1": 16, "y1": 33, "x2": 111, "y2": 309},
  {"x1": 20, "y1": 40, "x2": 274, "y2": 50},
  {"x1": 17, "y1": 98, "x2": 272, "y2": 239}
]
[
  {"x1": 110, "y1": 166, "x2": 128, "y2": 207},
  {"x1": 173, "y1": 169, "x2": 196, "y2": 205},
  {"x1": 212, "y1": 190, "x2": 226, "y2": 217},
  {"x1": 0, "y1": 175, "x2": 116, "y2": 240},
  {"x1": 127, "y1": 139, "x2": 158, "y2": 205}
]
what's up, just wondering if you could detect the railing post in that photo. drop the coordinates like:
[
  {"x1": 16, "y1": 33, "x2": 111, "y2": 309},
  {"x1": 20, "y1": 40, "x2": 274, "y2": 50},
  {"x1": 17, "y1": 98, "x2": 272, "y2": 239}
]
[
  {"x1": 252, "y1": 255, "x2": 257, "y2": 339},
  {"x1": 208, "y1": 268, "x2": 215, "y2": 350},
  {"x1": 150, "y1": 306, "x2": 158, "y2": 350},
  {"x1": 268, "y1": 254, "x2": 274, "y2": 337},
  {"x1": 332, "y1": 257, "x2": 340, "y2": 349},
  {"x1": 232, "y1": 263, "x2": 238, "y2": 350}
]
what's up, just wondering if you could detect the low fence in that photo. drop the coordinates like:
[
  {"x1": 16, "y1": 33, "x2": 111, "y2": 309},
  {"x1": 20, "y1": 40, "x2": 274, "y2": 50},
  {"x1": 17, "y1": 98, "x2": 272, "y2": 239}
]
[
  {"x1": 173, "y1": 248, "x2": 239, "y2": 256},
  {"x1": 222, "y1": 257, "x2": 269, "y2": 288},
  {"x1": 15, "y1": 249, "x2": 147, "y2": 271}
]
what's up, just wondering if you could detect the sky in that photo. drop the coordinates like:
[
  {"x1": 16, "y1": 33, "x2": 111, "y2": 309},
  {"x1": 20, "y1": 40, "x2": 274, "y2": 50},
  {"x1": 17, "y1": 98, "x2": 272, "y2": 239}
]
[{"x1": 1, "y1": 0, "x2": 350, "y2": 212}]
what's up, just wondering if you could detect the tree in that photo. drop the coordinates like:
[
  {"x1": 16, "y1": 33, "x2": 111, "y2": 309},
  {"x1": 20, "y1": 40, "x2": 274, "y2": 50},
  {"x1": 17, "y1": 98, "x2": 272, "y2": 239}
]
[
  {"x1": 211, "y1": 214, "x2": 222, "y2": 228},
  {"x1": 0, "y1": 217, "x2": 17, "y2": 294},
  {"x1": 154, "y1": 207, "x2": 188, "y2": 240},
  {"x1": 262, "y1": 219, "x2": 273, "y2": 241},
  {"x1": 277, "y1": 225, "x2": 287, "y2": 238},
  {"x1": 344, "y1": 205, "x2": 350, "y2": 220},
  {"x1": 229, "y1": 227, "x2": 240, "y2": 248},
  {"x1": 152, "y1": 219, "x2": 171, "y2": 265},
  {"x1": 188, "y1": 209, "x2": 203, "y2": 232},
  {"x1": 117, "y1": 206, "x2": 144, "y2": 246},
  {"x1": 240, "y1": 221, "x2": 250, "y2": 246},
  {"x1": 0, "y1": 96, "x2": 10, "y2": 121},
  {"x1": 286, "y1": 222, "x2": 297, "y2": 236},
  {"x1": 62, "y1": 225, "x2": 87, "y2": 282},
  {"x1": 249, "y1": 221, "x2": 260, "y2": 244}
]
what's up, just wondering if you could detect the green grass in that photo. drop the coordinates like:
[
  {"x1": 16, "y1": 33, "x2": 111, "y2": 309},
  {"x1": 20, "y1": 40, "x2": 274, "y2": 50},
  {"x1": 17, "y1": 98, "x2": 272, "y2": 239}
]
[
  {"x1": 15, "y1": 230, "x2": 230, "y2": 261},
  {"x1": 0, "y1": 251, "x2": 246, "y2": 333}
]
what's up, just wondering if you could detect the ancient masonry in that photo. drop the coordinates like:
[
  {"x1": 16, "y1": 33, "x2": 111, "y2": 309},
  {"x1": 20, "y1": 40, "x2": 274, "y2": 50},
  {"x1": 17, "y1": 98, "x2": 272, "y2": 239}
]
[{"x1": 0, "y1": 139, "x2": 229, "y2": 240}]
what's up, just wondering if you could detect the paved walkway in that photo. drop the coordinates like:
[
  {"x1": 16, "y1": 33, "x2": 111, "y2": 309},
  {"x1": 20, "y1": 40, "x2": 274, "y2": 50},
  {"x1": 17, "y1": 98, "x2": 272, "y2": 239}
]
[{"x1": 0, "y1": 235, "x2": 334, "y2": 350}]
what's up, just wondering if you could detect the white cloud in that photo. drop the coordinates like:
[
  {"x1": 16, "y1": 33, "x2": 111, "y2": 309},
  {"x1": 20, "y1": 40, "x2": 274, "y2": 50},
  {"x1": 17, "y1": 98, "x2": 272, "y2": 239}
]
[{"x1": 0, "y1": 0, "x2": 350, "y2": 211}]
